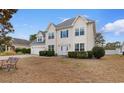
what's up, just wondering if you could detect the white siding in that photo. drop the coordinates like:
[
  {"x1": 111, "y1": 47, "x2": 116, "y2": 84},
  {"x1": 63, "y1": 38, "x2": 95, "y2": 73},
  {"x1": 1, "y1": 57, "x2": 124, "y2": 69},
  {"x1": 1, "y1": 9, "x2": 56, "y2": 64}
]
[
  {"x1": 56, "y1": 17, "x2": 95, "y2": 55},
  {"x1": 31, "y1": 45, "x2": 46, "y2": 55},
  {"x1": 46, "y1": 24, "x2": 57, "y2": 53}
]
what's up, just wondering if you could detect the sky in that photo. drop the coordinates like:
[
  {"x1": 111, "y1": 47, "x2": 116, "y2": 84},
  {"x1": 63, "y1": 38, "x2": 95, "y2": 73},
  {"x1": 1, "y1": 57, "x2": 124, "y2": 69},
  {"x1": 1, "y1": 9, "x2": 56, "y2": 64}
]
[{"x1": 9, "y1": 9, "x2": 124, "y2": 43}]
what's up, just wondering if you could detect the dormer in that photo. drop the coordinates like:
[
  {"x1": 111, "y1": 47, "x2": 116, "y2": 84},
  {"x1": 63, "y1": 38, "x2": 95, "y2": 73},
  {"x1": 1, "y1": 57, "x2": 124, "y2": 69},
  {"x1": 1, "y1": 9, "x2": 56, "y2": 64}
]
[{"x1": 36, "y1": 31, "x2": 46, "y2": 43}]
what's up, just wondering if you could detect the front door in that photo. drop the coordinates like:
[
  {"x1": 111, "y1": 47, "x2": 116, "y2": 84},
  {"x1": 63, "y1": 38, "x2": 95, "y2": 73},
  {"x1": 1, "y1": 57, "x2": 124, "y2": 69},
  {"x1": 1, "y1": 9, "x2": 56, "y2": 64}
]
[{"x1": 61, "y1": 45, "x2": 68, "y2": 55}]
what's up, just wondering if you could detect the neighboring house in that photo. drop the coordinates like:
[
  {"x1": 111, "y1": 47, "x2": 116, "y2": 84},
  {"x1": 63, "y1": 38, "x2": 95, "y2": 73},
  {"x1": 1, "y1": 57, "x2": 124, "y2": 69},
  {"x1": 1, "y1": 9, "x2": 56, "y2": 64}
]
[
  {"x1": 31, "y1": 15, "x2": 96, "y2": 55},
  {"x1": 105, "y1": 42, "x2": 124, "y2": 55},
  {"x1": 6, "y1": 38, "x2": 30, "y2": 51},
  {"x1": 12, "y1": 38, "x2": 30, "y2": 49}
]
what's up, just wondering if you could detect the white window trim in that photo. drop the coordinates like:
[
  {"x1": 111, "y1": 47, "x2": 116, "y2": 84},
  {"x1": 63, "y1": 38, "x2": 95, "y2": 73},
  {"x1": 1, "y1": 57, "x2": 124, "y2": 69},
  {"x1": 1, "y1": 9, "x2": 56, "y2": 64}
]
[
  {"x1": 60, "y1": 30, "x2": 68, "y2": 38},
  {"x1": 37, "y1": 36, "x2": 43, "y2": 42},
  {"x1": 75, "y1": 43, "x2": 85, "y2": 51},
  {"x1": 75, "y1": 27, "x2": 84, "y2": 36}
]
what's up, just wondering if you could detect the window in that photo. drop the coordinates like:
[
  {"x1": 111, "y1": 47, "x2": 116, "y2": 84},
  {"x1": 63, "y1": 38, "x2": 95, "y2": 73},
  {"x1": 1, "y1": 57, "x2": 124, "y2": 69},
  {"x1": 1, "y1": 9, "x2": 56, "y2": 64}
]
[
  {"x1": 75, "y1": 27, "x2": 84, "y2": 36},
  {"x1": 37, "y1": 36, "x2": 42, "y2": 42},
  {"x1": 75, "y1": 28, "x2": 79, "y2": 36},
  {"x1": 80, "y1": 28, "x2": 84, "y2": 35},
  {"x1": 80, "y1": 43, "x2": 85, "y2": 51},
  {"x1": 61, "y1": 46, "x2": 63, "y2": 51},
  {"x1": 48, "y1": 45, "x2": 54, "y2": 51},
  {"x1": 75, "y1": 43, "x2": 79, "y2": 51},
  {"x1": 75, "y1": 43, "x2": 85, "y2": 51},
  {"x1": 61, "y1": 45, "x2": 68, "y2": 51},
  {"x1": 61, "y1": 30, "x2": 68, "y2": 38},
  {"x1": 48, "y1": 32, "x2": 54, "y2": 39}
]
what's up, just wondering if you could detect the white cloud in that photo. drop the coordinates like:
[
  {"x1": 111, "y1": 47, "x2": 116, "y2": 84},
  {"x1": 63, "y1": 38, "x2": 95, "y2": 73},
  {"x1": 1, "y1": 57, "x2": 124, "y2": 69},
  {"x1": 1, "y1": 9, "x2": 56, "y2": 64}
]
[
  {"x1": 102, "y1": 19, "x2": 124, "y2": 35},
  {"x1": 62, "y1": 18, "x2": 70, "y2": 22},
  {"x1": 82, "y1": 15, "x2": 89, "y2": 18},
  {"x1": 58, "y1": 15, "x2": 89, "y2": 22},
  {"x1": 23, "y1": 24, "x2": 28, "y2": 26},
  {"x1": 57, "y1": 17, "x2": 70, "y2": 22}
]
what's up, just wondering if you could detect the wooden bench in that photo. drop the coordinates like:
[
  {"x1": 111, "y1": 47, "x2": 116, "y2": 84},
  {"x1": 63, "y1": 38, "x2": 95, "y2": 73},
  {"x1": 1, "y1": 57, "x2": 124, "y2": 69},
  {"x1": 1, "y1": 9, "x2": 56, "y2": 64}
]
[{"x1": 0, "y1": 57, "x2": 19, "y2": 71}]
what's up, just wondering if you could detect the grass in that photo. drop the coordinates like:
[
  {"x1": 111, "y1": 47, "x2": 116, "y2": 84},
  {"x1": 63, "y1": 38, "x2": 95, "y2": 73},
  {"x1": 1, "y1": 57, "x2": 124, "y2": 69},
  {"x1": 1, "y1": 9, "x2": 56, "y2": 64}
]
[
  {"x1": 60, "y1": 60, "x2": 71, "y2": 64},
  {"x1": 0, "y1": 67, "x2": 2, "y2": 70},
  {"x1": 0, "y1": 51, "x2": 16, "y2": 56},
  {"x1": 0, "y1": 55, "x2": 124, "y2": 83}
]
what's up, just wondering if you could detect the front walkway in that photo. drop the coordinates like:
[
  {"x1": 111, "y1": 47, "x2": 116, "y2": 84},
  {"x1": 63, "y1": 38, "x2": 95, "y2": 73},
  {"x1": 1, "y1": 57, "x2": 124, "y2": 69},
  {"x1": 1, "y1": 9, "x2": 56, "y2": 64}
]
[{"x1": 0, "y1": 54, "x2": 36, "y2": 60}]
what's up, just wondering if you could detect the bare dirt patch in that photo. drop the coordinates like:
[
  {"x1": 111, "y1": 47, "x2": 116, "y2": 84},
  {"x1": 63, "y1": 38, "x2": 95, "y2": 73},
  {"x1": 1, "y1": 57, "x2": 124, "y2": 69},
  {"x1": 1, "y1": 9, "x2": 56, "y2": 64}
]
[{"x1": 0, "y1": 55, "x2": 124, "y2": 83}]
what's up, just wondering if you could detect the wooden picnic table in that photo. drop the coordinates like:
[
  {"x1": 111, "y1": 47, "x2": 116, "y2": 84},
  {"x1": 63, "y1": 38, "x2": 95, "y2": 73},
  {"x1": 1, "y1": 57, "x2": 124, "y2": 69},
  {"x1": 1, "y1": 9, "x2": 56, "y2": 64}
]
[
  {"x1": 0, "y1": 59, "x2": 7, "y2": 67},
  {"x1": 0, "y1": 57, "x2": 19, "y2": 71}
]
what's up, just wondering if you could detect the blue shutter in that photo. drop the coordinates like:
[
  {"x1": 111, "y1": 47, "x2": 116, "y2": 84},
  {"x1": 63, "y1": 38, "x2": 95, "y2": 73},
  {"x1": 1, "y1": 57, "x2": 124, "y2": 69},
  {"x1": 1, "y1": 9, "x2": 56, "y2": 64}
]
[
  {"x1": 61, "y1": 31, "x2": 62, "y2": 38},
  {"x1": 67, "y1": 30, "x2": 68, "y2": 37}
]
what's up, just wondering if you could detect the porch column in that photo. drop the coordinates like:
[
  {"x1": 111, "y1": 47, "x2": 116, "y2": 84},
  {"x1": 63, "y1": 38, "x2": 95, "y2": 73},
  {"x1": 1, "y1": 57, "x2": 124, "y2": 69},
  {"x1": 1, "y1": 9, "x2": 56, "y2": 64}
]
[{"x1": 5, "y1": 45, "x2": 8, "y2": 51}]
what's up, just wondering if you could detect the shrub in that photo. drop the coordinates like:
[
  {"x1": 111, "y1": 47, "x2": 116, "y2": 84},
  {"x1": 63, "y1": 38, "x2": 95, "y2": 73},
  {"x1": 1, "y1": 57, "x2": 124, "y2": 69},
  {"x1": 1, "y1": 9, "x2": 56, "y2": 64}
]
[
  {"x1": 68, "y1": 51, "x2": 88, "y2": 59},
  {"x1": 73, "y1": 52, "x2": 78, "y2": 58},
  {"x1": 87, "y1": 51, "x2": 93, "y2": 59},
  {"x1": 15, "y1": 48, "x2": 30, "y2": 54},
  {"x1": 21, "y1": 48, "x2": 27, "y2": 54},
  {"x1": 39, "y1": 51, "x2": 55, "y2": 56},
  {"x1": 77, "y1": 52, "x2": 88, "y2": 59},
  {"x1": 1, "y1": 51, "x2": 16, "y2": 56},
  {"x1": 68, "y1": 51, "x2": 77, "y2": 58},
  {"x1": 123, "y1": 52, "x2": 124, "y2": 55},
  {"x1": 39, "y1": 51, "x2": 47, "y2": 56},
  {"x1": 15, "y1": 48, "x2": 21, "y2": 53},
  {"x1": 26, "y1": 48, "x2": 31, "y2": 54},
  {"x1": 68, "y1": 52, "x2": 73, "y2": 58},
  {"x1": 92, "y1": 46, "x2": 105, "y2": 59},
  {"x1": 46, "y1": 51, "x2": 55, "y2": 56}
]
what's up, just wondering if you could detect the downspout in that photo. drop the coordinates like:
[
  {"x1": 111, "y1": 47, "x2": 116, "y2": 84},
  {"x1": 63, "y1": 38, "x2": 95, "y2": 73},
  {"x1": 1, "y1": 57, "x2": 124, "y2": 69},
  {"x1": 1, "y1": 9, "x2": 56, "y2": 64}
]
[
  {"x1": 86, "y1": 22, "x2": 89, "y2": 51},
  {"x1": 55, "y1": 29, "x2": 58, "y2": 55}
]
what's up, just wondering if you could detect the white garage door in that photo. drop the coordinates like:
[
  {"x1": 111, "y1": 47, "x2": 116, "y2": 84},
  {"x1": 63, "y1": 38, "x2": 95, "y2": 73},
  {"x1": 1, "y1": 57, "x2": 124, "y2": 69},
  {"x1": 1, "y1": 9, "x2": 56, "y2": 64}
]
[{"x1": 31, "y1": 46, "x2": 45, "y2": 55}]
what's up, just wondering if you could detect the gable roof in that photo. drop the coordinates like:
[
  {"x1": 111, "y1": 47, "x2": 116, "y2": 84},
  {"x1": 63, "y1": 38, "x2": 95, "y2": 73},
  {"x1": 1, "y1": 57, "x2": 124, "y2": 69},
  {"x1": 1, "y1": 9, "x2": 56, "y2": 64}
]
[
  {"x1": 37, "y1": 31, "x2": 47, "y2": 37},
  {"x1": 38, "y1": 31, "x2": 47, "y2": 35},
  {"x1": 46, "y1": 23, "x2": 56, "y2": 31},
  {"x1": 12, "y1": 38, "x2": 30, "y2": 46},
  {"x1": 55, "y1": 17, "x2": 76, "y2": 29},
  {"x1": 47, "y1": 16, "x2": 95, "y2": 30}
]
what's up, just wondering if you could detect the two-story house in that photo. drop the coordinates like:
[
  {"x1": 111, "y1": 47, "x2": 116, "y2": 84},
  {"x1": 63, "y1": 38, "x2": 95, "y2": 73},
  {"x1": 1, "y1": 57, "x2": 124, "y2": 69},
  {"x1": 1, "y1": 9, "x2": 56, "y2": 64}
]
[{"x1": 31, "y1": 16, "x2": 96, "y2": 55}]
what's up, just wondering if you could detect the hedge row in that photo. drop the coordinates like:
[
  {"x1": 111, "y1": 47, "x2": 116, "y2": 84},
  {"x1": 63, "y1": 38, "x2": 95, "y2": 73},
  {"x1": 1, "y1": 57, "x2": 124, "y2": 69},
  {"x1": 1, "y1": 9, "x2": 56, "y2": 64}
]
[
  {"x1": 68, "y1": 51, "x2": 93, "y2": 59},
  {"x1": 68, "y1": 47, "x2": 105, "y2": 59},
  {"x1": 15, "y1": 48, "x2": 31, "y2": 54},
  {"x1": 39, "y1": 51, "x2": 55, "y2": 56}
]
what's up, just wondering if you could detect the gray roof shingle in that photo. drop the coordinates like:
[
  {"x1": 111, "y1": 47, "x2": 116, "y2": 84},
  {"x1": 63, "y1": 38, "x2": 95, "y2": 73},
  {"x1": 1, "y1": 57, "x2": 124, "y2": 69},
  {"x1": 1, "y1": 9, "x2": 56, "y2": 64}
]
[
  {"x1": 54, "y1": 16, "x2": 95, "y2": 30},
  {"x1": 12, "y1": 38, "x2": 30, "y2": 46},
  {"x1": 30, "y1": 39, "x2": 45, "y2": 45},
  {"x1": 55, "y1": 17, "x2": 76, "y2": 29}
]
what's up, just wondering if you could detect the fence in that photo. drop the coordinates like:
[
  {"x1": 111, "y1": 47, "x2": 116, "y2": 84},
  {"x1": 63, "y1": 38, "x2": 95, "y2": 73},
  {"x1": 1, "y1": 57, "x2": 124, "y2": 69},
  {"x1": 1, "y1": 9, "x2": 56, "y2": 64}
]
[{"x1": 105, "y1": 48, "x2": 122, "y2": 55}]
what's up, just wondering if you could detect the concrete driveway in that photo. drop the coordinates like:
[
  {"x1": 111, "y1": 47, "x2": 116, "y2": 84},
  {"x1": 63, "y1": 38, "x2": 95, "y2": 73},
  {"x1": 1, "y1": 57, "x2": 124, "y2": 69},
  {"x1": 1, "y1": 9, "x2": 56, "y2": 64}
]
[{"x1": 0, "y1": 55, "x2": 36, "y2": 60}]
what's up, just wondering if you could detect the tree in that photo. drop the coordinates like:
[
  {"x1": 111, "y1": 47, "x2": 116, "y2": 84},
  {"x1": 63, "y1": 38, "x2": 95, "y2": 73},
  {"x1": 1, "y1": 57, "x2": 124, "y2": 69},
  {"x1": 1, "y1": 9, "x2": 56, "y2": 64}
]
[
  {"x1": 92, "y1": 46, "x2": 105, "y2": 59},
  {"x1": 29, "y1": 34, "x2": 37, "y2": 42},
  {"x1": 105, "y1": 41, "x2": 121, "y2": 50},
  {"x1": 0, "y1": 9, "x2": 17, "y2": 51},
  {"x1": 114, "y1": 41, "x2": 121, "y2": 48},
  {"x1": 95, "y1": 32, "x2": 105, "y2": 47}
]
